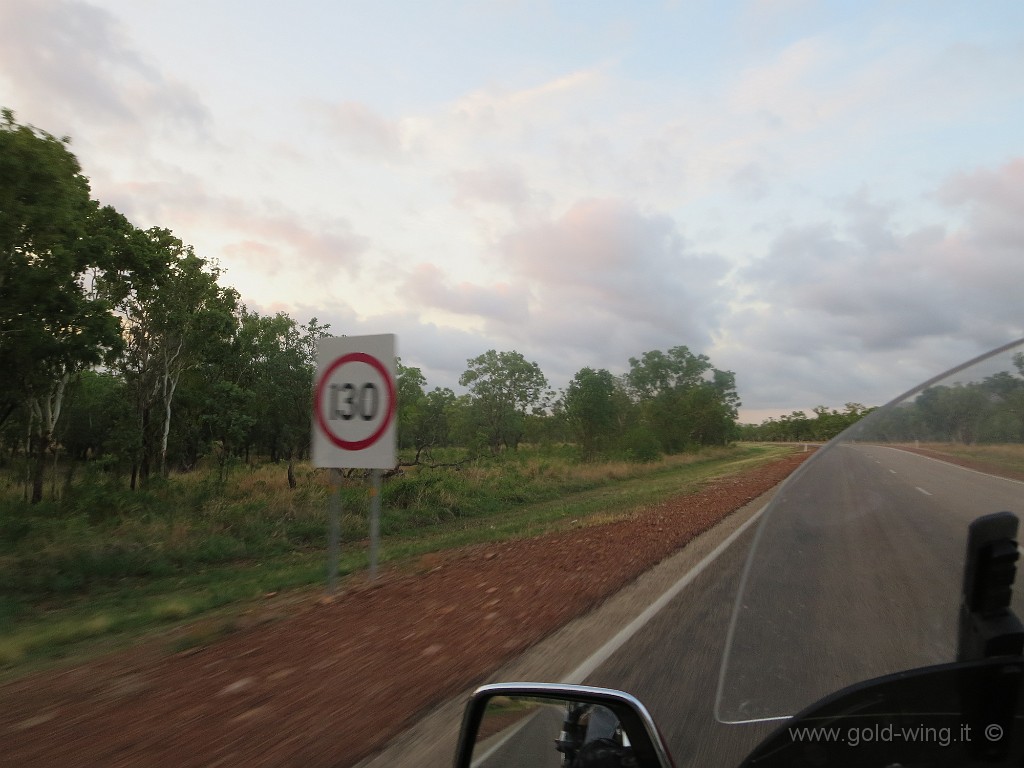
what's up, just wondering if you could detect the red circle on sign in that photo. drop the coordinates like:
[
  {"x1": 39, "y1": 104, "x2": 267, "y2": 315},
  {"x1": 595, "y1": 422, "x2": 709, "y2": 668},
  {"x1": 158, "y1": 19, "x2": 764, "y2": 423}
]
[{"x1": 314, "y1": 352, "x2": 396, "y2": 451}]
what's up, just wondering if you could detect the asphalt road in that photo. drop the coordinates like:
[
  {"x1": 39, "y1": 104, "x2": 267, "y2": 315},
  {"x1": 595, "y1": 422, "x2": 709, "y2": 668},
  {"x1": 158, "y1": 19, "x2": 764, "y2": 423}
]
[
  {"x1": 578, "y1": 445, "x2": 1023, "y2": 766},
  {"x1": 366, "y1": 446, "x2": 1023, "y2": 768},
  {"x1": 473, "y1": 705, "x2": 565, "y2": 768},
  {"x1": 579, "y1": 513, "x2": 773, "y2": 767}
]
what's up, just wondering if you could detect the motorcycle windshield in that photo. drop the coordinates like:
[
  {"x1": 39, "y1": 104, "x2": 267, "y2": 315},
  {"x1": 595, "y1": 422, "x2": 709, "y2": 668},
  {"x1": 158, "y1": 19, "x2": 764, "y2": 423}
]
[{"x1": 716, "y1": 338, "x2": 1024, "y2": 723}]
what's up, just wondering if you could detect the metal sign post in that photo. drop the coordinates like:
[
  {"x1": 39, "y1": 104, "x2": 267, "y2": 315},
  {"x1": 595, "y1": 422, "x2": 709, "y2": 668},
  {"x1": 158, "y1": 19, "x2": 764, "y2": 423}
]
[
  {"x1": 369, "y1": 469, "x2": 382, "y2": 580},
  {"x1": 312, "y1": 335, "x2": 397, "y2": 592},
  {"x1": 327, "y1": 468, "x2": 341, "y2": 594}
]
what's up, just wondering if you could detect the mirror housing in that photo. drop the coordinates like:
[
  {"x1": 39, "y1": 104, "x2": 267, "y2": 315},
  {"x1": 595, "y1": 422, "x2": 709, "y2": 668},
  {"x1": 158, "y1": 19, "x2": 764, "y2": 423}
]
[{"x1": 453, "y1": 682, "x2": 675, "y2": 768}]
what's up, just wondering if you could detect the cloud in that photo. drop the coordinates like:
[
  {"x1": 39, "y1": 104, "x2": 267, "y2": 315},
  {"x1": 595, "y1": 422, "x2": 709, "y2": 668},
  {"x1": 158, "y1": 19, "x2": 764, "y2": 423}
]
[
  {"x1": 724, "y1": 161, "x2": 1024, "y2": 414},
  {"x1": 391, "y1": 317, "x2": 496, "y2": 388},
  {"x1": 730, "y1": 36, "x2": 827, "y2": 109},
  {"x1": 730, "y1": 163, "x2": 772, "y2": 202},
  {"x1": 498, "y1": 198, "x2": 728, "y2": 342},
  {"x1": 939, "y1": 158, "x2": 1024, "y2": 250},
  {"x1": 370, "y1": 199, "x2": 733, "y2": 395},
  {"x1": 317, "y1": 101, "x2": 408, "y2": 158},
  {"x1": 215, "y1": 205, "x2": 369, "y2": 276},
  {"x1": 0, "y1": 0, "x2": 208, "y2": 140},
  {"x1": 97, "y1": 172, "x2": 370, "y2": 287},
  {"x1": 74, "y1": 121, "x2": 372, "y2": 289},
  {"x1": 313, "y1": 70, "x2": 603, "y2": 168},
  {"x1": 223, "y1": 240, "x2": 282, "y2": 275},
  {"x1": 450, "y1": 69, "x2": 605, "y2": 129},
  {"x1": 450, "y1": 165, "x2": 533, "y2": 215},
  {"x1": 746, "y1": 0, "x2": 815, "y2": 15},
  {"x1": 7, "y1": 1, "x2": 1021, "y2": 427},
  {"x1": 407, "y1": 198, "x2": 732, "y2": 389},
  {"x1": 930, "y1": 159, "x2": 1024, "y2": 341},
  {"x1": 400, "y1": 264, "x2": 530, "y2": 325},
  {"x1": 739, "y1": 216, "x2": 956, "y2": 354}
]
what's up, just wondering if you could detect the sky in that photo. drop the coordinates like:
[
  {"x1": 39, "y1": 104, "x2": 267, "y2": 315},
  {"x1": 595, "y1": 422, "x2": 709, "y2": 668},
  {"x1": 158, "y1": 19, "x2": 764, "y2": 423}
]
[{"x1": 2, "y1": 0, "x2": 1023, "y2": 423}]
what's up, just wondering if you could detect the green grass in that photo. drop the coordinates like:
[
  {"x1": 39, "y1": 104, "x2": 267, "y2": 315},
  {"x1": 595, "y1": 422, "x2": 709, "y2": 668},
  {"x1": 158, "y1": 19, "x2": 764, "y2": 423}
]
[{"x1": 0, "y1": 443, "x2": 796, "y2": 675}]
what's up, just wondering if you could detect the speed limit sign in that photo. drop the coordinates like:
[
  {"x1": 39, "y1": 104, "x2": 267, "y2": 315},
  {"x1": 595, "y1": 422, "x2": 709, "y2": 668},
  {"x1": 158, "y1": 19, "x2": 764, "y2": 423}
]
[{"x1": 312, "y1": 334, "x2": 397, "y2": 468}]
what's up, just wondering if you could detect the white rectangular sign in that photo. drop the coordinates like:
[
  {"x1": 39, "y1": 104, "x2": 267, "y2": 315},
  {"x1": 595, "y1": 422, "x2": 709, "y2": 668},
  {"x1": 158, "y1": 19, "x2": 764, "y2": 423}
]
[{"x1": 312, "y1": 334, "x2": 397, "y2": 469}]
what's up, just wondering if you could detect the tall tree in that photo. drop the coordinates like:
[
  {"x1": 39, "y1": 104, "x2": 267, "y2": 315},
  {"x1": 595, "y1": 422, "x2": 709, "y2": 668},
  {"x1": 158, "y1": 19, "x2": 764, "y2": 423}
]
[
  {"x1": 111, "y1": 228, "x2": 238, "y2": 485},
  {"x1": 396, "y1": 359, "x2": 427, "y2": 451},
  {"x1": 0, "y1": 110, "x2": 126, "y2": 501},
  {"x1": 394, "y1": 360, "x2": 455, "y2": 457},
  {"x1": 564, "y1": 367, "x2": 620, "y2": 460},
  {"x1": 459, "y1": 350, "x2": 550, "y2": 451},
  {"x1": 626, "y1": 346, "x2": 716, "y2": 398},
  {"x1": 222, "y1": 310, "x2": 329, "y2": 463},
  {"x1": 625, "y1": 346, "x2": 740, "y2": 452}
]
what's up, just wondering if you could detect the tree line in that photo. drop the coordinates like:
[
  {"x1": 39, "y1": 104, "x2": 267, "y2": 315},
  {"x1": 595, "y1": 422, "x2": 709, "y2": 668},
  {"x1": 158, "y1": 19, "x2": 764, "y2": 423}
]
[
  {"x1": 737, "y1": 403, "x2": 875, "y2": 443},
  {"x1": 398, "y1": 346, "x2": 742, "y2": 463},
  {"x1": 739, "y1": 352, "x2": 1024, "y2": 445},
  {"x1": 860, "y1": 355, "x2": 1024, "y2": 445},
  {"x1": 1, "y1": 109, "x2": 743, "y2": 503}
]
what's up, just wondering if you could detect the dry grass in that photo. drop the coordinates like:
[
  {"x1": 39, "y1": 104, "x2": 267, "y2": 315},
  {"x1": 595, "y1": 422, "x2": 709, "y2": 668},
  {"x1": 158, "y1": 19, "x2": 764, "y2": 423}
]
[
  {"x1": 906, "y1": 442, "x2": 1024, "y2": 479},
  {"x1": 0, "y1": 443, "x2": 800, "y2": 670}
]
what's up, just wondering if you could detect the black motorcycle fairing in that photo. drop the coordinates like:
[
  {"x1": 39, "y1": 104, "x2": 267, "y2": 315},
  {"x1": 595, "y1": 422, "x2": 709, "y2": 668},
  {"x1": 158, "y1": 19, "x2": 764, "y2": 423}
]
[{"x1": 741, "y1": 657, "x2": 1024, "y2": 767}]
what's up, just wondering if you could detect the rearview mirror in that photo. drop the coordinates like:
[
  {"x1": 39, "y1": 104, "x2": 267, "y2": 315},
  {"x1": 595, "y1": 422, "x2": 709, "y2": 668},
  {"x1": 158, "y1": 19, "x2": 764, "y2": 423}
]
[{"x1": 453, "y1": 683, "x2": 674, "y2": 768}]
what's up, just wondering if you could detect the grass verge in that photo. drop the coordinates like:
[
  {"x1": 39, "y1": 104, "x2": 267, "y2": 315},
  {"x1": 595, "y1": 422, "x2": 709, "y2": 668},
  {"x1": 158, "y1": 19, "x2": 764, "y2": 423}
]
[
  {"x1": 0, "y1": 443, "x2": 795, "y2": 676},
  {"x1": 907, "y1": 442, "x2": 1024, "y2": 480}
]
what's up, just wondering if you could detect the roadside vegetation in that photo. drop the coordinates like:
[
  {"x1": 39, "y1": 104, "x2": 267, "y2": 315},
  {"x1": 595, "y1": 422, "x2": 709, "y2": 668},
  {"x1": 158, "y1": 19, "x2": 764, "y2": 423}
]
[
  {"x1": 0, "y1": 109, "x2": 891, "y2": 676},
  {"x1": 903, "y1": 443, "x2": 1024, "y2": 480},
  {"x1": 2, "y1": 107, "x2": 772, "y2": 673},
  {"x1": 0, "y1": 443, "x2": 796, "y2": 672},
  {"x1": 737, "y1": 403, "x2": 876, "y2": 442}
]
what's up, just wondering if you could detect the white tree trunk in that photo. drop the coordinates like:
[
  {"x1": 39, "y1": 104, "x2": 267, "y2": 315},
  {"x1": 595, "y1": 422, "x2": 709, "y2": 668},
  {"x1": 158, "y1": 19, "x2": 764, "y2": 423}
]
[
  {"x1": 159, "y1": 340, "x2": 184, "y2": 476},
  {"x1": 28, "y1": 370, "x2": 71, "y2": 503}
]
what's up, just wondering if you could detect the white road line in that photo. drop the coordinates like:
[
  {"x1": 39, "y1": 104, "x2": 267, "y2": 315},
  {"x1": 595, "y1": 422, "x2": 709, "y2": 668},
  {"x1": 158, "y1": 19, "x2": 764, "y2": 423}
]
[
  {"x1": 560, "y1": 507, "x2": 764, "y2": 686},
  {"x1": 876, "y1": 446, "x2": 1024, "y2": 486},
  {"x1": 889, "y1": 469, "x2": 897, "y2": 474},
  {"x1": 472, "y1": 712, "x2": 539, "y2": 767},
  {"x1": 916, "y1": 487, "x2": 932, "y2": 496}
]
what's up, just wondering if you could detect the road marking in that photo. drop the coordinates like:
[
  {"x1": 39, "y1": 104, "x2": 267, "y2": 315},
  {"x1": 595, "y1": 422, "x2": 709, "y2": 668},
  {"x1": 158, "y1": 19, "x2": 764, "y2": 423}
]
[
  {"x1": 916, "y1": 487, "x2": 932, "y2": 496},
  {"x1": 889, "y1": 469, "x2": 897, "y2": 474},
  {"x1": 560, "y1": 506, "x2": 764, "y2": 686},
  {"x1": 877, "y1": 446, "x2": 1024, "y2": 486},
  {"x1": 473, "y1": 711, "x2": 539, "y2": 765}
]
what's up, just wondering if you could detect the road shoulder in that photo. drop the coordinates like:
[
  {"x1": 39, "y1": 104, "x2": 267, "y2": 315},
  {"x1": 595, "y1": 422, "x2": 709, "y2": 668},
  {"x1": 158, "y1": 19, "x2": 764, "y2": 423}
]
[{"x1": 356, "y1": 485, "x2": 779, "y2": 768}]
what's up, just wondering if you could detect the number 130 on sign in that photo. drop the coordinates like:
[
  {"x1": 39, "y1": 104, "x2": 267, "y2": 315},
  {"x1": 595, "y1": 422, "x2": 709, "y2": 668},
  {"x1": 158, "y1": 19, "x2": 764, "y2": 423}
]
[{"x1": 328, "y1": 382, "x2": 380, "y2": 421}]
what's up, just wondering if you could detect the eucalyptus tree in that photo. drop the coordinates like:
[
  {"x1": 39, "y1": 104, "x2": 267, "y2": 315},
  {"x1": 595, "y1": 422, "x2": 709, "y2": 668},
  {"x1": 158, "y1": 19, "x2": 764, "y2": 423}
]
[
  {"x1": 396, "y1": 360, "x2": 428, "y2": 451},
  {"x1": 563, "y1": 367, "x2": 621, "y2": 460},
  {"x1": 625, "y1": 346, "x2": 740, "y2": 452},
  {"x1": 459, "y1": 350, "x2": 550, "y2": 452},
  {"x1": 0, "y1": 110, "x2": 131, "y2": 500},
  {"x1": 395, "y1": 360, "x2": 455, "y2": 456},
  {"x1": 111, "y1": 228, "x2": 238, "y2": 485},
  {"x1": 220, "y1": 309, "x2": 326, "y2": 463}
]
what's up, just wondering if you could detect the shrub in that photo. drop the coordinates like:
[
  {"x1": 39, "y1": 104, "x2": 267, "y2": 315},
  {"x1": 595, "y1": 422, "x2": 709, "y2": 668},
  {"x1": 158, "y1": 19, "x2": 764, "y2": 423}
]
[{"x1": 619, "y1": 428, "x2": 662, "y2": 463}]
